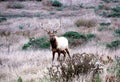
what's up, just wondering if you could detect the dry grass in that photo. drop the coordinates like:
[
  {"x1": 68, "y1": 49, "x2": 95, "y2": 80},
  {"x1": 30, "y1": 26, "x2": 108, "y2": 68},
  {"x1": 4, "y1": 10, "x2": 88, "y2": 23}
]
[
  {"x1": 0, "y1": 0, "x2": 120, "y2": 82},
  {"x1": 0, "y1": 50, "x2": 52, "y2": 82},
  {"x1": 0, "y1": 43, "x2": 119, "y2": 82},
  {"x1": 75, "y1": 18, "x2": 97, "y2": 28}
]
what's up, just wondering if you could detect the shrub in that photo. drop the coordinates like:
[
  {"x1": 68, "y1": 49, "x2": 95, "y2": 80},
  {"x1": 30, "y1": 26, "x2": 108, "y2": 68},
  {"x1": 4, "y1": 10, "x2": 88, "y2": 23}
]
[
  {"x1": 17, "y1": 77, "x2": 22, "y2": 82},
  {"x1": 106, "y1": 6, "x2": 120, "y2": 17},
  {"x1": 99, "y1": 22, "x2": 111, "y2": 26},
  {"x1": 63, "y1": 31, "x2": 95, "y2": 47},
  {"x1": 114, "y1": 29, "x2": 120, "y2": 37},
  {"x1": 107, "y1": 13, "x2": 120, "y2": 17},
  {"x1": 98, "y1": 4, "x2": 110, "y2": 10},
  {"x1": 19, "y1": 25, "x2": 24, "y2": 30},
  {"x1": 75, "y1": 19, "x2": 97, "y2": 27},
  {"x1": 63, "y1": 31, "x2": 85, "y2": 39},
  {"x1": 7, "y1": 3, "x2": 24, "y2": 9},
  {"x1": 106, "y1": 40, "x2": 120, "y2": 49},
  {"x1": 0, "y1": 17, "x2": 7, "y2": 22},
  {"x1": 36, "y1": 0, "x2": 42, "y2": 1},
  {"x1": 48, "y1": 53, "x2": 102, "y2": 82},
  {"x1": 56, "y1": 6, "x2": 66, "y2": 11},
  {"x1": 86, "y1": 33, "x2": 96, "y2": 40},
  {"x1": 52, "y1": 0, "x2": 62, "y2": 7},
  {"x1": 22, "y1": 36, "x2": 50, "y2": 50},
  {"x1": 102, "y1": 0, "x2": 119, "y2": 3},
  {"x1": 98, "y1": 27, "x2": 112, "y2": 31},
  {"x1": 114, "y1": 56, "x2": 120, "y2": 79},
  {"x1": 112, "y1": 6, "x2": 120, "y2": 12}
]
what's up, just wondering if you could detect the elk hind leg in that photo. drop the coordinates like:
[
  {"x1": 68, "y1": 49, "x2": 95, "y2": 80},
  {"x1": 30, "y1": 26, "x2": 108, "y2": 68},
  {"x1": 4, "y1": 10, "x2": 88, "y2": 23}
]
[
  {"x1": 65, "y1": 48, "x2": 71, "y2": 58},
  {"x1": 57, "y1": 52, "x2": 60, "y2": 61},
  {"x1": 61, "y1": 50, "x2": 66, "y2": 61}
]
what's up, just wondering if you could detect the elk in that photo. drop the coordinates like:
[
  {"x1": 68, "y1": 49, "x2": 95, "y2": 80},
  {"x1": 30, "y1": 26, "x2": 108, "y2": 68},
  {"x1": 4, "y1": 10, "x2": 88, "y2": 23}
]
[{"x1": 40, "y1": 23, "x2": 71, "y2": 61}]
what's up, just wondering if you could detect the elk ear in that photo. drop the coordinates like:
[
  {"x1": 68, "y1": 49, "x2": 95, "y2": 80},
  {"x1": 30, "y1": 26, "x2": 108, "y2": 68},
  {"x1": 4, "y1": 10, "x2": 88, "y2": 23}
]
[{"x1": 53, "y1": 30, "x2": 57, "y2": 34}]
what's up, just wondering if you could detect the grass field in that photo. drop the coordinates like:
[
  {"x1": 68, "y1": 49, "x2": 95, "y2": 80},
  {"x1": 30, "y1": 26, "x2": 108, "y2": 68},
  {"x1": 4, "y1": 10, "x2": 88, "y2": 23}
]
[{"x1": 0, "y1": 0, "x2": 120, "y2": 82}]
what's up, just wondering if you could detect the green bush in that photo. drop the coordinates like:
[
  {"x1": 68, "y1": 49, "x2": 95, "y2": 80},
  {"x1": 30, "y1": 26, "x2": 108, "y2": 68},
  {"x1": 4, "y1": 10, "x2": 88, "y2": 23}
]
[
  {"x1": 52, "y1": 0, "x2": 62, "y2": 7},
  {"x1": 99, "y1": 22, "x2": 111, "y2": 26},
  {"x1": 63, "y1": 31, "x2": 95, "y2": 47},
  {"x1": 86, "y1": 33, "x2": 96, "y2": 40},
  {"x1": 102, "y1": 0, "x2": 119, "y2": 3},
  {"x1": 114, "y1": 29, "x2": 120, "y2": 37},
  {"x1": 0, "y1": 17, "x2": 7, "y2": 22},
  {"x1": 17, "y1": 77, "x2": 22, "y2": 82},
  {"x1": 106, "y1": 40, "x2": 120, "y2": 49},
  {"x1": 98, "y1": 27, "x2": 112, "y2": 31},
  {"x1": 63, "y1": 31, "x2": 95, "y2": 40},
  {"x1": 63, "y1": 31, "x2": 86, "y2": 39},
  {"x1": 112, "y1": 6, "x2": 120, "y2": 12},
  {"x1": 22, "y1": 36, "x2": 50, "y2": 50},
  {"x1": 7, "y1": 3, "x2": 24, "y2": 9},
  {"x1": 106, "y1": 6, "x2": 120, "y2": 17},
  {"x1": 107, "y1": 13, "x2": 120, "y2": 17}
]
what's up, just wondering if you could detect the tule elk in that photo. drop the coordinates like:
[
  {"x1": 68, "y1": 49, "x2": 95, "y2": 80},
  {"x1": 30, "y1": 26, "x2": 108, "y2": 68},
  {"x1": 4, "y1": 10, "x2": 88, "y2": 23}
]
[{"x1": 40, "y1": 23, "x2": 71, "y2": 61}]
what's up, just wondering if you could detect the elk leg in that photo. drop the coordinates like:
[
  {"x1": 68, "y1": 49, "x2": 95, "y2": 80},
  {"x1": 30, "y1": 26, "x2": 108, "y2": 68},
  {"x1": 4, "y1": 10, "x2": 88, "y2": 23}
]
[
  {"x1": 52, "y1": 51, "x2": 55, "y2": 61},
  {"x1": 65, "y1": 48, "x2": 71, "y2": 58},
  {"x1": 57, "y1": 52, "x2": 60, "y2": 61},
  {"x1": 62, "y1": 51, "x2": 66, "y2": 61}
]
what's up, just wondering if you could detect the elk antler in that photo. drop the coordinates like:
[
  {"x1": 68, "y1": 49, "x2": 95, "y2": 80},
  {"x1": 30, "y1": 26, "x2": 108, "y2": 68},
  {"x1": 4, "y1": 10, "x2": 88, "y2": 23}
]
[
  {"x1": 54, "y1": 18, "x2": 62, "y2": 32},
  {"x1": 40, "y1": 23, "x2": 49, "y2": 33}
]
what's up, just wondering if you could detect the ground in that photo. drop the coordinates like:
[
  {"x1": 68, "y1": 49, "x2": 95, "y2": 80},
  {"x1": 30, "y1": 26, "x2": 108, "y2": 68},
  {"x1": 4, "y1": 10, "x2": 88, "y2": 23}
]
[{"x1": 0, "y1": 0, "x2": 120, "y2": 82}]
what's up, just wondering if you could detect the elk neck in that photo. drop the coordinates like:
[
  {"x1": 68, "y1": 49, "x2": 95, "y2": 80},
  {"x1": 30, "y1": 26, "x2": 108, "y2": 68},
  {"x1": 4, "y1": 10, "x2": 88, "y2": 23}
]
[{"x1": 50, "y1": 36, "x2": 58, "y2": 49}]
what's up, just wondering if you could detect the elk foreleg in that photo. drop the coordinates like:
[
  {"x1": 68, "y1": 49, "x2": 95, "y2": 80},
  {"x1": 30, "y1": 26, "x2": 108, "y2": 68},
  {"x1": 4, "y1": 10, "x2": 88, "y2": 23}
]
[
  {"x1": 57, "y1": 52, "x2": 60, "y2": 61},
  {"x1": 52, "y1": 51, "x2": 55, "y2": 61}
]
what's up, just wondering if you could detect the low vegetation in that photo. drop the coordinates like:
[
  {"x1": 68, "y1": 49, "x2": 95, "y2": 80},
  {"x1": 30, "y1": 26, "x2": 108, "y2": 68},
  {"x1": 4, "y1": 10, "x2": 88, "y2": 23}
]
[
  {"x1": 22, "y1": 36, "x2": 50, "y2": 50},
  {"x1": 22, "y1": 31, "x2": 96, "y2": 50},
  {"x1": 107, "y1": 6, "x2": 120, "y2": 17},
  {"x1": 63, "y1": 31, "x2": 95, "y2": 47},
  {"x1": 7, "y1": 2, "x2": 24, "y2": 9},
  {"x1": 98, "y1": 27, "x2": 112, "y2": 31},
  {"x1": 17, "y1": 77, "x2": 22, "y2": 82},
  {"x1": 106, "y1": 40, "x2": 120, "y2": 50},
  {"x1": 112, "y1": 6, "x2": 120, "y2": 13},
  {"x1": 99, "y1": 22, "x2": 111, "y2": 26},
  {"x1": 114, "y1": 29, "x2": 120, "y2": 37},
  {"x1": 63, "y1": 31, "x2": 95, "y2": 41},
  {"x1": 102, "y1": 0, "x2": 119, "y2": 3},
  {"x1": 52, "y1": 0, "x2": 63, "y2": 7},
  {"x1": 0, "y1": 17, "x2": 7, "y2": 22},
  {"x1": 46, "y1": 53, "x2": 120, "y2": 82},
  {"x1": 75, "y1": 19, "x2": 97, "y2": 27},
  {"x1": 98, "y1": 4, "x2": 111, "y2": 10}
]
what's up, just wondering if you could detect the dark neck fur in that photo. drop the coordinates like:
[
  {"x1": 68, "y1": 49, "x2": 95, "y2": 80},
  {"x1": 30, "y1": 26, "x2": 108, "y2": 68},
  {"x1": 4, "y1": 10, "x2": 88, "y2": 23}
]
[{"x1": 50, "y1": 38, "x2": 57, "y2": 49}]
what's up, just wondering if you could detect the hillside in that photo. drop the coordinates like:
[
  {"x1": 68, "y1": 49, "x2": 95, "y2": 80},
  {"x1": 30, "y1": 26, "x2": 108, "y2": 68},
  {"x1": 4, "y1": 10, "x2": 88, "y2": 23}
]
[{"x1": 0, "y1": 0, "x2": 120, "y2": 82}]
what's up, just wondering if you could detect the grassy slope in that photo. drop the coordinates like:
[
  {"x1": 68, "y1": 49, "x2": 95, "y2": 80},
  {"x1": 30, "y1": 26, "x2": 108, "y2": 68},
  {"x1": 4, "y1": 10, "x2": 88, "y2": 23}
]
[{"x1": 0, "y1": 0, "x2": 120, "y2": 82}]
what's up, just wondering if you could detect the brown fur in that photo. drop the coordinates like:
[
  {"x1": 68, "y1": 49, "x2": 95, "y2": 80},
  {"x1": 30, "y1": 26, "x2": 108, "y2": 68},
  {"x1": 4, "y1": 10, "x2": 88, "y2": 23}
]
[{"x1": 48, "y1": 31, "x2": 71, "y2": 61}]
